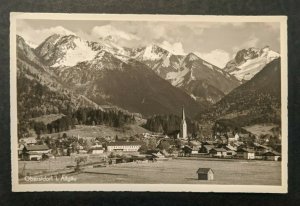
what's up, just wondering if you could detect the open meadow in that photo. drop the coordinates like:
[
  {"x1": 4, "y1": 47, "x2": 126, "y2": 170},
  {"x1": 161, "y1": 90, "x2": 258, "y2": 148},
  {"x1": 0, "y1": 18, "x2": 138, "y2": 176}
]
[
  {"x1": 76, "y1": 159, "x2": 281, "y2": 185},
  {"x1": 45, "y1": 124, "x2": 149, "y2": 139},
  {"x1": 20, "y1": 158, "x2": 281, "y2": 185}
]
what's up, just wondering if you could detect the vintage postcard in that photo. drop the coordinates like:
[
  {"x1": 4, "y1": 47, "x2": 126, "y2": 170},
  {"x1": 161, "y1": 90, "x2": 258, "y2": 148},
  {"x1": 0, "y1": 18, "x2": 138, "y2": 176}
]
[{"x1": 10, "y1": 13, "x2": 287, "y2": 192}]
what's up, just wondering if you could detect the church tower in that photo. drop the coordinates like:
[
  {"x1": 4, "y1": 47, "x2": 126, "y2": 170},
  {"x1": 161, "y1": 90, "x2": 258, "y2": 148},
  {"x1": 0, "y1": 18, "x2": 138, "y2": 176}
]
[{"x1": 180, "y1": 106, "x2": 187, "y2": 140}]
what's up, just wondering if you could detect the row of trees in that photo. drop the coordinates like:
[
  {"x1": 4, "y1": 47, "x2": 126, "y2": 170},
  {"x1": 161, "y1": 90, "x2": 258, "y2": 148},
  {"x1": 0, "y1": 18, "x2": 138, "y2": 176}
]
[
  {"x1": 31, "y1": 115, "x2": 76, "y2": 135},
  {"x1": 72, "y1": 108, "x2": 135, "y2": 128}
]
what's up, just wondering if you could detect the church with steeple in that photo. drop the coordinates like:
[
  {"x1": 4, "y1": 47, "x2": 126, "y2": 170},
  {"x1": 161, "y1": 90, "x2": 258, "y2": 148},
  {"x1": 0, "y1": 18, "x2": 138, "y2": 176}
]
[{"x1": 180, "y1": 106, "x2": 188, "y2": 140}]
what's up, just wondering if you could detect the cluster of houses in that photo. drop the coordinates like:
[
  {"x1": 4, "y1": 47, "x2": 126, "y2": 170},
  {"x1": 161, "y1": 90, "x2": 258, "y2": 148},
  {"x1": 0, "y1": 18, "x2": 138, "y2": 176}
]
[
  {"x1": 18, "y1": 136, "x2": 146, "y2": 161},
  {"x1": 18, "y1": 132, "x2": 281, "y2": 162},
  {"x1": 180, "y1": 141, "x2": 281, "y2": 161}
]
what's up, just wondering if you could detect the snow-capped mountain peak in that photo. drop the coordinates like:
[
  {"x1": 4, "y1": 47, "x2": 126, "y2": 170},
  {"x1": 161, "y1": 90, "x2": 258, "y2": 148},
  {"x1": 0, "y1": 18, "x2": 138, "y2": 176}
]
[
  {"x1": 136, "y1": 44, "x2": 169, "y2": 61},
  {"x1": 224, "y1": 46, "x2": 280, "y2": 81},
  {"x1": 185, "y1": 53, "x2": 200, "y2": 61},
  {"x1": 35, "y1": 34, "x2": 98, "y2": 67}
]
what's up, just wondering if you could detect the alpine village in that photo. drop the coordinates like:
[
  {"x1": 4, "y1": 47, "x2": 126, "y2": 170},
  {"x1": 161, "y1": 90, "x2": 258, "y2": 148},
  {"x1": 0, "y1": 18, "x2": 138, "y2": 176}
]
[{"x1": 17, "y1": 30, "x2": 282, "y2": 184}]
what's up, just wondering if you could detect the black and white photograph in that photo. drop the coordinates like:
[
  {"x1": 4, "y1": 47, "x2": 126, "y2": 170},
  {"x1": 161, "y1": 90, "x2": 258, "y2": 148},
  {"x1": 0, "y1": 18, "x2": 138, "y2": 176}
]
[{"x1": 10, "y1": 13, "x2": 287, "y2": 192}]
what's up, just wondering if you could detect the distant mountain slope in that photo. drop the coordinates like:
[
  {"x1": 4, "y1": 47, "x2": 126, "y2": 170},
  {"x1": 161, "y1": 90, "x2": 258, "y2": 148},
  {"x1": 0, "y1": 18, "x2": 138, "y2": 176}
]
[
  {"x1": 172, "y1": 53, "x2": 240, "y2": 103},
  {"x1": 20, "y1": 34, "x2": 203, "y2": 118},
  {"x1": 224, "y1": 46, "x2": 280, "y2": 81},
  {"x1": 132, "y1": 45, "x2": 240, "y2": 104},
  {"x1": 35, "y1": 34, "x2": 98, "y2": 67},
  {"x1": 53, "y1": 50, "x2": 203, "y2": 118},
  {"x1": 17, "y1": 35, "x2": 103, "y2": 121},
  {"x1": 197, "y1": 58, "x2": 281, "y2": 127}
]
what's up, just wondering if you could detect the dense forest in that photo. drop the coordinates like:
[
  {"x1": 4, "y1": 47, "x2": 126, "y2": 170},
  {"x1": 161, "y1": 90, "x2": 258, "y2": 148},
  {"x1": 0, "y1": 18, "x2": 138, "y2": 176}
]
[
  {"x1": 72, "y1": 108, "x2": 135, "y2": 127},
  {"x1": 144, "y1": 114, "x2": 202, "y2": 138},
  {"x1": 19, "y1": 108, "x2": 135, "y2": 138},
  {"x1": 17, "y1": 74, "x2": 76, "y2": 121}
]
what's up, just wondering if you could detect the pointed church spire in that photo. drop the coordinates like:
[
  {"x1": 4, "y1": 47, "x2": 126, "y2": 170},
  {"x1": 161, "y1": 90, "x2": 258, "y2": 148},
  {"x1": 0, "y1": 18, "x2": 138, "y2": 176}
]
[
  {"x1": 180, "y1": 106, "x2": 187, "y2": 140},
  {"x1": 182, "y1": 106, "x2": 185, "y2": 121}
]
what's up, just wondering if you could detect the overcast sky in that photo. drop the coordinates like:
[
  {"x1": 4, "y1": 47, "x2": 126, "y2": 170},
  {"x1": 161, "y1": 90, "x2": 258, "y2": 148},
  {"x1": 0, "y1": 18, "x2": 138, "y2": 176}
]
[{"x1": 17, "y1": 19, "x2": 280, "y2": 68}]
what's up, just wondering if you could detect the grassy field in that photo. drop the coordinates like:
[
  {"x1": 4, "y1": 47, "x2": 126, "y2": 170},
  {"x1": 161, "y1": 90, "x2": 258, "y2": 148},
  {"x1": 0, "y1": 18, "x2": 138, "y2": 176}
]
[
  {"x1": 46, "y1": 124, "x2": 149, "y2": 139},
  {"x1": 19, "y1": 158, "x2": 281, "y2": 185},
  {"x1": 30, "y1": 114, "x2": 65, "y2": 124},
  {"x1": 76, "y1": 159, "x2": 280, "y2": 185},
  {"x1": 243, "y1": 124, "x2": 278, "y2": 137},
  {"x1": 19, "y1": 155, "x2": 106, "y2": 176},
  {"x1": 19, "y1": 156, "x2": 76, "y2": 176}
]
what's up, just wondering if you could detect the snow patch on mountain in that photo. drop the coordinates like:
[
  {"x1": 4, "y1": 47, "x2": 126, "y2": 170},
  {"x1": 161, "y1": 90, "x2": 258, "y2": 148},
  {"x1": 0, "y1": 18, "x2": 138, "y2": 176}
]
[
  {"x1": 223, "y1": 46, "x2": 280, "y2": 81},
  {"x1": 162, "y1": 53, "x2": 171, "y2": 67},
  {"x1": 114, "y1": 54, "x2": 130, "y2": 63},
  {"x1": 190, "y1": 67, "x2": 196, "y2": 81},
  {"x1": 232, "y1": 47, "x2": 280, "y2": 81},
  {"x1": 24, "y1": 39, "x2": 38, "y2": 49},
  {"x1": 141, "y1": 45, "x2": 165, "y2": 60},
  {"x1": 167, "y1": 66, "x2": 190, "y2": 86},
  {"x1": 166, "y1": 71, "x2": 179, "y2": 80},
  {"x1": 202, "y1": 61, "x2": 214, "y2": 70},
  {"x1": 51, "y1": 37, "x2": 98, "y2": 67},
  {"x1": 187, "y1": 53, "x2": 199, "y2": 61}
]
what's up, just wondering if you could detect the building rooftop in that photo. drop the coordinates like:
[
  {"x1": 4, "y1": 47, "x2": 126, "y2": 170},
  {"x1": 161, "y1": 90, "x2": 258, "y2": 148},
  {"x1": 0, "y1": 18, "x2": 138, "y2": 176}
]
[
  {"x1": 263, "y1": 151, "x2": 281, "y2": 156},
  {"x1": 197, "y1": 168, "x2": 214, "y2": 174},
  {"x1": 211, "y1": 148, "x2": 227, "y2": 152},
  {"x1": 237, "y1": 148, "x2": 255, "y2": 153},
  {"x1": 25, "y1": 145, "x2": 49, "y2": 151},
  {"x1": 107, "y1": 141, "x2": 143, "y2": 146},
  {"x1": 204, "y1": 145, "x2": 215, "y2": 150}
]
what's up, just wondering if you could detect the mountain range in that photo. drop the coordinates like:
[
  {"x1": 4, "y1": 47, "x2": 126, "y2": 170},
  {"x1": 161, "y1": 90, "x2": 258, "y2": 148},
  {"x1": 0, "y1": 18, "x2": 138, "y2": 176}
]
[
  {"x1": 17, "y1": 35, "x2": 202, "y2": 118},
  {"x1": 17, "y1": 32, "x2": 281, "y2": 125},
  {"x1": 197, "y1": 58, "x2": 281, "y2": 129}
]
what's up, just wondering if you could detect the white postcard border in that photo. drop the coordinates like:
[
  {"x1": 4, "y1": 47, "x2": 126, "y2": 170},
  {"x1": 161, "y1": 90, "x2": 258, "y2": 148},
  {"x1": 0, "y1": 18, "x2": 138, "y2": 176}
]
[{"x1": 10, "y1": 12, "x2": 288, "y2": 193}]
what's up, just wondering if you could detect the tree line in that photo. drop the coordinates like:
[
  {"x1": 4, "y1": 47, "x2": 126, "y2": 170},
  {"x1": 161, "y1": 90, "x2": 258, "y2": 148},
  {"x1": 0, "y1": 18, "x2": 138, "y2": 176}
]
[
  {"x1": 143, "y1": 114, "x2": 202, "y2": 138},
  {"x1": 21, "y1": 108, "x2": 135, "y2": 138},
  {"x1": 72, "y1": 108, "x2": 135, "y2": 127}
]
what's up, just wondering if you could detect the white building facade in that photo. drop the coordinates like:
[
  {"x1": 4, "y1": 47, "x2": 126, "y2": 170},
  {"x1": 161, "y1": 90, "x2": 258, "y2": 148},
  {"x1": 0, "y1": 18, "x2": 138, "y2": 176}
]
[
  {"x1": 180, "y1": 106, "x2": 187, "y2": 140},
  {"x1": 107, "y1": 141, "x2": 142, "y2": 152}
]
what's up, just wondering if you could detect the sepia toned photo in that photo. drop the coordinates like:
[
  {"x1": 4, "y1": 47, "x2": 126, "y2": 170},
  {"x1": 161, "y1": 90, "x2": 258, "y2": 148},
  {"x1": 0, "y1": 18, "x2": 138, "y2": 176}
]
[{"x1": 10, "y1": 13, "x2": 287, "y2": 192}]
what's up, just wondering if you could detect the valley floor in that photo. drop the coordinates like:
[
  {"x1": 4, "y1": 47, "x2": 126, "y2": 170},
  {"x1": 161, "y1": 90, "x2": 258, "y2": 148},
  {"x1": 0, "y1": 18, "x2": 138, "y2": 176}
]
[{"x1": 19, "y1": 158, "x2": 281, "y2": 185}]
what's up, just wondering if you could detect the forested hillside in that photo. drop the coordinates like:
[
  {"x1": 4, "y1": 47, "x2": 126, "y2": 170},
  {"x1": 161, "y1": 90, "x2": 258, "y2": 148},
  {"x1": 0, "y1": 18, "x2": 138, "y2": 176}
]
[{"x1": 197, "y1": 58, "x2": 281, "y2": 130}]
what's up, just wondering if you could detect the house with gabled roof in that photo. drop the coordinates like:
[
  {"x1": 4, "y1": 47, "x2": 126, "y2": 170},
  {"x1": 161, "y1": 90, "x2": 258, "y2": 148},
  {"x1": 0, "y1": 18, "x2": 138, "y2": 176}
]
[
  {"x1": 181, "y1": 145, "x2": 193, "y2": 157},
  {"x1": 263, "y1": 151, "x2": 281, "y2": 161},
  {"x1": 236, "y1": 148, "x2": 255, "y2": 159},
  {"x1": 196, "y1": 168, "x2": 214, "y2": 180},
  {"x1": 199, "y1": 145, "x2": 215, "y2": 154},
  {"x1": 89, "y1": 144, "x2": 104, "y2": 154},
  {"x1": 209, "y1": 148, "x2": 227, "y2": 157},
  {"x1": 22, "y1": 145, "x2": 51, "y2": 161},
  {"x1": 225, "y1": 145, "x2": 237, "y2": 157}
]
